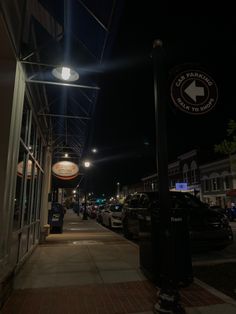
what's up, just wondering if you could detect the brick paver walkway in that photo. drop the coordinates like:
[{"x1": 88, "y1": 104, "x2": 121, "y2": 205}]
[
  {"x1": 0, "y1": 211, "x2": 229, "y2": 314},
  {"x1": 1, "y1": 280, "x2": 226, "y2": 314}
]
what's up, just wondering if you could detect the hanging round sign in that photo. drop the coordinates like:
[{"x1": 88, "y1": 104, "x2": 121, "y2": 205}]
[
  {"x1": 52, "y1": 161, "x2": 79, "y2": 180},
  {"x1": 17, "y1": 160, "x2": 37, "y2": 178},
  {"x1": 170, "y1": 70, "x2": 218, "y2": 115}
]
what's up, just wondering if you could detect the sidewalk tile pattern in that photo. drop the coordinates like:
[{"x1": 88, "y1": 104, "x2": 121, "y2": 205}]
[{"x1": 1, "y1": 280, "x2": 225, "y2": 314}]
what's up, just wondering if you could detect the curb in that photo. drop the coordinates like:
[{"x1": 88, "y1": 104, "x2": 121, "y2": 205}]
[{"x1": 194, "y1": 278, "x2": 236, "y2": 306}]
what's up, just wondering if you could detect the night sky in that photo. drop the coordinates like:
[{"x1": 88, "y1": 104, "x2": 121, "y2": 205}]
[{"x1": 82, "y1": 2, "x2": 236, "y2": 197}]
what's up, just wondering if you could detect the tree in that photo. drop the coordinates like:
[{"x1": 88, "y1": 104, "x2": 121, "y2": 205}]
[{"x1": 214, "y1": 120, "x2": 236, "y2": 155}]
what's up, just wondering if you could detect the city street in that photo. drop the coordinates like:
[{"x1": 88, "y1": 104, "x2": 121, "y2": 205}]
[
  {"x1": 192, "y1": 222, "x2": 236, "y2": 266},
  {"x1": 109, "y1": 221, "x2": 236, "y2": 266},
  {"x1": 109, "y1": 220, "x2": 236, "y2": 300}
]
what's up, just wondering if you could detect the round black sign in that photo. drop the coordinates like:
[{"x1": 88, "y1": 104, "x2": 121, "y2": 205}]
[{"x1": 170, "y1": 70, "x2": 218, "y2": 115}]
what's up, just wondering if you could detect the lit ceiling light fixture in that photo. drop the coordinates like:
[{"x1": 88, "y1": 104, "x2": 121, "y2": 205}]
[
  {"x1": 61, "y1": 67, "x2": 71, "y2": 80},
  {"x1": 52, "y1": 66, "x2": 79, "y2": 82},
  {"x1": 64, "y1": 153, "x2": 69, "y2": 158}
]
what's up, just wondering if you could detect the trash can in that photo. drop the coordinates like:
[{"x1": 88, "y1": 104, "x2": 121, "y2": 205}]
[
  {"x1": 48, "y1": 202, "x2": 65, "y2": 233},
  {"x1": 139, "y1": 207, "x2": 193, "y2": 288}
]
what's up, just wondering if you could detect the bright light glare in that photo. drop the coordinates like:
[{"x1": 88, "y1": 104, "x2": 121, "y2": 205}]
[
  {"x1": 84, "y1": 161, "x2": 91, "y2": 168},
  {"x1": 64, "y1": 153, "x2": 69, "y2": 157},
  {"x1": 61, "y1": 67, "x2": 71, "y2": 80},
  {"x1": 92, "y1": 148, "x2": 97, "y2": 153}
]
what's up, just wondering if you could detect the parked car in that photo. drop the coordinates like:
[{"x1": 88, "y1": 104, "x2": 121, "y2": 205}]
[
  {"x1": 225, "y1": 206, "x2": 236, "y2": 221},
  {"x1": 102, "y1": 204, "x2": 123, "y2": 228},
  {"x1": 96, "y1": 205, "x2": 106, "y2": 223},
  {"x1": 122, "y1": 191, "x2": 234, "y2": 251},
  {"x1": 87, "y1": 203, "x2": 98, "y2": 219}
]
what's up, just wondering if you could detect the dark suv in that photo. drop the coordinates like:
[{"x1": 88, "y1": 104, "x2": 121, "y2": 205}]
[{"x1": 122, "y1": 191, "x2": 233, "y2": 251}]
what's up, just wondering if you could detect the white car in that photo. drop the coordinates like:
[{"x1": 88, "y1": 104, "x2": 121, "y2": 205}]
[{"x1": 102, "y1": 204, "x2": 123, "y2": 228}]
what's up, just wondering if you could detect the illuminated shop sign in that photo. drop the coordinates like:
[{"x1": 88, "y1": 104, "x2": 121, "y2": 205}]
[
  {"x1": 17, "y1": 160, "x2": 37, "y2": 178},
  {"x1": 175, "y1": 183, "x2": 188, "y2": 190},
  {"x1": 52, "y1": 161, "x2": 79, "y2": 180}
]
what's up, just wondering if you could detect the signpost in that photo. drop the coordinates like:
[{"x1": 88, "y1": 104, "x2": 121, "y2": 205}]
[
  {"x1": 171, "y1": 70, "x2": 218, "y2": 115},
  {"x1": 152, "y1": 42, "x2": 218, "y2": 313},
  {"x1": 153, "y1": 40, "x2": 186, "y2": 314}
]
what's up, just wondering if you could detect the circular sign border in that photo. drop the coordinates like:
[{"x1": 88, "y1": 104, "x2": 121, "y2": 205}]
[{"x1": 170, "y1": 69, "x2": 218, "y2": 115}]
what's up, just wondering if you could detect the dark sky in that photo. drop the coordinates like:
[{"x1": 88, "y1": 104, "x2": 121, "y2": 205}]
[{"x1": 84, "y1": 2, "x2": 236, "y2": 197}]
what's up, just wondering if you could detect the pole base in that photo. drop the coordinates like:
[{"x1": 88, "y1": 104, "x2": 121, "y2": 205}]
[
  {"x1": 82, "y1": 213, "x2": 88, "y2": 220},
  {"x1": 154, "y1": 303, "x2": 186, "y2": 314},
  {"x1": 153, "y1": 288, "x2": 186, "y2": 314}
]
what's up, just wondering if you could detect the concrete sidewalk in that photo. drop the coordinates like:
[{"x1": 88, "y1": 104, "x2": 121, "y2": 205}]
[{"x1": 1, "y1": 209, "x2": 236, "y2": 314}]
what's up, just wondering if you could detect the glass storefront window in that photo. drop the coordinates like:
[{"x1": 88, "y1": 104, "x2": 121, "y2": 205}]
[
  {"x1": 29, "y1": 122, "x2": 36, "y2": 156},
  {"x1": 12, "y1": 93, "x2": 45, "y2": 266},
  {"x1": 23, "y1": 157, "x2": 35, "y2": 225},
  {"x1": 225, "y1": 176, "x2": 230, "y2": 189},
  {"x1": 205, "y1": 179, "x2": 210, "y2": 191},
  {"x1": 13, "y1": 144, "x2": 26, "y2": 230},
  {"x1": 20, "y1": 102, "x2": 30, "y2": 144}
]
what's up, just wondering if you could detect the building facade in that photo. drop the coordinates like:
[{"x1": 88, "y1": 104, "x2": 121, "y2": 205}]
[
  {"x1": 125, "y1": 150, "x2": 236, "y2": 210},
  {"x1": 141, "y1": 149, "x2": 201, "y2": 196},
  {"x1": 200, "y1": 155, "x2": 236, "y2": 208},
  {"x1": 0, "y1": 8, "x2": 51, "y2": 307}
]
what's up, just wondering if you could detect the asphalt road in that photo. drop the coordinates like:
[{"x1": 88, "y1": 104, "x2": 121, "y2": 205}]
[
  {"x1": 108, "y1": 221, "x2": 236, "y2": 266},
  {"x1": 191, "y1": 222, "x2": 236, "y2": 266}
]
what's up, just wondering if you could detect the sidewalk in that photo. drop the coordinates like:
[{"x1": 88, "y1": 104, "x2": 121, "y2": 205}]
[{"x1": 1, "y1": 209, "x2": 236, "y2": 314}]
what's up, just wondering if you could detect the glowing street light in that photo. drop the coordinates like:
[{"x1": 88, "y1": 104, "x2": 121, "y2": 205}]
[
  {"x1": 52, "y1": 66, "x2": 79, "y2": 82},
  {"x1": 91, "y1": 148, "x2": 97, "y2": 153},
  {"x1": 84, "y1": 161, "x2": 91, "y2": 168},
  {"x1": 116, "y1": 182, "x2": 120, "y2": 198}
]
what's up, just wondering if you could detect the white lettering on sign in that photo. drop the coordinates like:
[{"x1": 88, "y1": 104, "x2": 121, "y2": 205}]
[{"x1": 171, "y1": 217, "x2": 183, "y2": 222}]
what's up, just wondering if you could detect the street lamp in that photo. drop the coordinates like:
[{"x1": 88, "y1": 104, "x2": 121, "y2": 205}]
[
  {"x1": 116, "y1": 182, "x2": 120, "y2": 199},
  {"x1": 82, "y1": 160, "x2": 91, "y2": 220}
]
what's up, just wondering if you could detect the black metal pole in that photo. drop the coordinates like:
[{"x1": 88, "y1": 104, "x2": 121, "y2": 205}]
[
  {"x1": 82, "y1": 176, "x2": 88, "y2": 220},
  {"x1": 152, "y1": 40, "x2": 185, "y2": 314}
]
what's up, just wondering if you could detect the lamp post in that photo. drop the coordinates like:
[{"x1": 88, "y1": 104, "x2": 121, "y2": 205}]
[
  {"x1": 82, "y1": 161, "x2": 91, "y2": 220},
  {"x1": 116, "y1": 182, "x2": 120, "y2": 199},
  {"x1": 152, "y1": 40, "x2": 185, "y2": 314}
]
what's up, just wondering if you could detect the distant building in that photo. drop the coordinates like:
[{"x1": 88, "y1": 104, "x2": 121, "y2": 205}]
[
  {"x1": 122, "y1": 181, "x2": 144, "y2": 196},
  {"x1": 122, "y1": 150, "x2": 236, "y2": 208},
  {"x1": 142, "y1": 149, "x2": 201, "y2": 196},
  {"x1": 200, "y1": 155, "x2": 236, "y2": 208}
]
